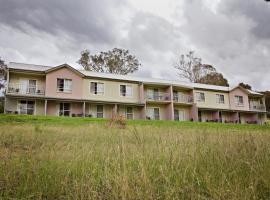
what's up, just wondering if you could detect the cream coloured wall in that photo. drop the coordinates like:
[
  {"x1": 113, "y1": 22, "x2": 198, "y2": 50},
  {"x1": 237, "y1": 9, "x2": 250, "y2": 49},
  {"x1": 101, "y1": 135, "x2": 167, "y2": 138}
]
[
  {"x1": 194, "y1": 89, "x2": 230, "y2": 109},
  {"x1": 83, "y1": 78, "x2": 141, "y2": 103},
  {"x1": 86, "y1": 103, "x2": 113, "y2": 119},
  {"x1": 118, "y1": 105, "x2": 141, "y2": 120},
  {"x1": 5, "y1": 97, "x2": 45, "y2": 115},
  {"x1": 9, "y1": 72, "x2": 46, "y2": 91}
]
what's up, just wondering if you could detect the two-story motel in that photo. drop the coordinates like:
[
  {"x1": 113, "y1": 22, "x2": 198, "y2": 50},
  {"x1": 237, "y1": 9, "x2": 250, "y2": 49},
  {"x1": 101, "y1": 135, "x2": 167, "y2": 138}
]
[{"x1": 4, "y1": 62, "x2": 267, "y2": 124}]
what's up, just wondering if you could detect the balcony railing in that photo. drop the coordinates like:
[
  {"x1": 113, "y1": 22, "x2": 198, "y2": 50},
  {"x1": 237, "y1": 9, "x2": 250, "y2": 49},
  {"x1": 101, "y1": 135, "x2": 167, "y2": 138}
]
[
  {"x1": 7, "y1": 83, "x2": 45, "y2": 96},
  {"x1": 249, "y1": 104, "x2": 266, "y2": 111},
  {"x1": 146, "y1": 92, "x2": 171, "y2": 101},
  {"x1": 173, "y1": 94, "x2": 193, "y2": 104}
]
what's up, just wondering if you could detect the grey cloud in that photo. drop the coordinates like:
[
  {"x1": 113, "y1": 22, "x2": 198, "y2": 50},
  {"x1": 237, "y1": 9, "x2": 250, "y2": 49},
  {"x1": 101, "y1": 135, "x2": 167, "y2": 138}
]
[
  {"x1": 220, "y1": 0, "x2": 270, "y2": 40},
  {"x1": 179, "y1": 0, "x2": 270, "y2": 90},
  {"x1": 0, "y1": 0, "x2": 270, "y2": 91},
  {"x1": 0, "y1": 0, "x2": 128, "y2": 44}
]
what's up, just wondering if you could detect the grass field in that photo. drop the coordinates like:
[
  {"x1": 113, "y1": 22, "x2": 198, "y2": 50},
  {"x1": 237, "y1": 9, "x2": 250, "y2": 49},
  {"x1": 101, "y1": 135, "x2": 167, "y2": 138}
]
[{"x1": 0, "y1": 115, "x2": 270, "y2": 199}]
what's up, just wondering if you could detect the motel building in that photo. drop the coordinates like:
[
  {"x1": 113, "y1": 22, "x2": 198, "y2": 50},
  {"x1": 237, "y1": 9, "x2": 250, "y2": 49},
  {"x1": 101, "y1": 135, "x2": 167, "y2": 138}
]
[{"x1": 4, "y1": 62, "x2": 267, "y2": 125}]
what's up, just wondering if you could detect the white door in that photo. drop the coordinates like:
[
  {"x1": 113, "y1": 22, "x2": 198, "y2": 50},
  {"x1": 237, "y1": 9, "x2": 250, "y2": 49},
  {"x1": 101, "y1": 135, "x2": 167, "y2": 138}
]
[
  {"x1": 20, "y1": 79, "x2": 28, "y2": 94},
  {"x1": 28, "y1": 80, "x2": 37, "y2": 94},
  {"x1": 179, "y1": 110, "x2": 185, "y2": 121}
]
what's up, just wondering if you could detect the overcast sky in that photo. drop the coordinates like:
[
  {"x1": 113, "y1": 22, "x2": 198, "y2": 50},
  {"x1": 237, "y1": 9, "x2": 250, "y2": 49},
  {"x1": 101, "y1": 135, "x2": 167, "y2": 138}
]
[{"x1": 0, "y1": 0, "x2": 269, "y2": 90}]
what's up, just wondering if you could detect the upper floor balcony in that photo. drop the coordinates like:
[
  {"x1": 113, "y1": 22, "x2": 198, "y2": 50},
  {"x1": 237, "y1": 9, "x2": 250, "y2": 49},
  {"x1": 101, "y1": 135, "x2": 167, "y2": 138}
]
[
  {"x1": 7, "y1": 83, "x2": 45, "y2": 96},
  {"x1": 249, "y1": 104, "x2": 266, "y2": 112},
  {"x1": 173, "y1": 93, "x2": 193, "y2": 104},
  {"x1": 146, "y1": 92, "x2": 171, "y2": 102}
]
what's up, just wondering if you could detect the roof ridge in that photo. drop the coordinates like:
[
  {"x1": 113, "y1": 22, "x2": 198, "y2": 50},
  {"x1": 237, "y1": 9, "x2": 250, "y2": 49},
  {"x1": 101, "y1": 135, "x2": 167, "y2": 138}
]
[{"x1": 9, "y1": 62, "x2": 52, "y2": 68}]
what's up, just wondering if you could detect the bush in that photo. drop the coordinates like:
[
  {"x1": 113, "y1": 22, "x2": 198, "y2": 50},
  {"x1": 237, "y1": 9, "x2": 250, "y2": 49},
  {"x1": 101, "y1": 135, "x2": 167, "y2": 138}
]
[{"x1": 107, "y1": 114, "x2": 127, "y2": 129}]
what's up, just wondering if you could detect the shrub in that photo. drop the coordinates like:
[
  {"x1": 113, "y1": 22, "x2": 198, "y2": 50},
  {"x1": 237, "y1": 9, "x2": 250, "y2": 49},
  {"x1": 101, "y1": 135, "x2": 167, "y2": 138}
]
[{"x1": 107, "y1": 114, "x2": 127, "y2": 129}]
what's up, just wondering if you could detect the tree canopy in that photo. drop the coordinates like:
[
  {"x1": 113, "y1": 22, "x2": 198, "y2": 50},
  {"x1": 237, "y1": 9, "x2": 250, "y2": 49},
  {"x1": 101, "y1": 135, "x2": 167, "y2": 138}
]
[
  {"x1": 197, "y1": 72, "x2": 229, "y2": 87},
  {"x1": 239, "y1": 82, "x2": 252, "y2": 90},
  {"x1": 174, "y1": 51, "x2": 229, "y2": 86},
  {"x1": 0, "y1": 58, "x2": 7, "y2": 89},
  {"x1": 78, "y1": 48, "x2": 140, "y2": 75}
]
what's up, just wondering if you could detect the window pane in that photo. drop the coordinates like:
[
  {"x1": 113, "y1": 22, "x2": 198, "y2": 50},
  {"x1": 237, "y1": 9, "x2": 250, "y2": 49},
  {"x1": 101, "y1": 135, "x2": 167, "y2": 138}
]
[
  {"x1": 57, "y1": 79, "x2": 64, "y2": 91},
  {"x1": 90, "y1": 82, "x2": 97, "y2": 94},
  {"x1": 154, "y1": 108, "x2": 160, "y2": 120},
  {"x1": 174, "y1": 109, "x2": 179, "y2": 121},
  {"x1": 97, "y1": 105, "x2": 103, "y2": 112},
  {"x1": 97, "y1": 83, "x2": 104, "y2": 94},
  {"x1": 126, "y1": 107, "x2": 133, "y2": 119},
  {"x1": 126, "y1": 86, "x2": 132, "y2": 97},
  {"x1": 120, "y1": 85, "x2": 126, "y2": 96},
  {"x1": 64, "y1": 79, "x2": 72, "y2": 92}
]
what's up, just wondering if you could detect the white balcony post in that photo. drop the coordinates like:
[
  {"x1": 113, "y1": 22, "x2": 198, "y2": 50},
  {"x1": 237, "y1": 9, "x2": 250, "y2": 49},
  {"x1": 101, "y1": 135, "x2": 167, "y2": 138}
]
[
  {"x1": 83, "y1": 101, "x2": 86, "y2": 117},
  {"x1": 44, "y1": 99, "x2": 47, "y2": 116}
]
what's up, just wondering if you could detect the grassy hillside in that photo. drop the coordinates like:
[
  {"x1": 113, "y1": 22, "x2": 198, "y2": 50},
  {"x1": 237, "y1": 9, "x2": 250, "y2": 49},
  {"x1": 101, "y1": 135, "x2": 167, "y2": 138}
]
[{"x1": 0, "y1": 115, "x2": 270, "y2": 199}]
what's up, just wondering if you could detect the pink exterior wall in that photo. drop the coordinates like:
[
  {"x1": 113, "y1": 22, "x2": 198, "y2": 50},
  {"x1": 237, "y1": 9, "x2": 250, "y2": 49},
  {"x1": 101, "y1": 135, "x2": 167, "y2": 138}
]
[
  {"x1": 139, "y1": 83, "x2": 145, "y2": 103},
  {"x1": 47, "y1": 101, "x2": 58, "y2": 116},
  {"x1": 139, "y1": 106, "x2": 146, "y2": 119},
  {"x1": 71, "y1": 102, "x2": 83, "y2": 115},
  {"x1": 165, "y1": 85, "x2": 174, "y2": 120},
  {"x1": 229, "y1": 88, "x2": 249, "y2": 111},
  {"x1": 213, "y1": 111, "x2": 220, "y2": 120},
  {"x1": 190, "y1": 104, "x2": 198, "y2": 121},
  {"x1": 45, "y1": 67, "x2": 83, "y2": 99}
]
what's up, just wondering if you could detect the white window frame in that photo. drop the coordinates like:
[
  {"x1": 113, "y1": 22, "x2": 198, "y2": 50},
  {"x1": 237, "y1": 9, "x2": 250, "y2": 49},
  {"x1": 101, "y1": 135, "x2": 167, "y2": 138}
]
[
  {"x1": 120, "y1": 84, "x2": 133, "y2": 97},
  {"x1": 147, "y1": 107, "x2": 160, "y2": 120},
  {"x1": 126, "y1": 107, "x2": 134, "y2": 120},
  {"x1": 235, "y1": 95, "x2": 244, "y2": 106},
  {"x1": 196, "y1": 92, "x2": 205, "y2": 102},
  {"x1": 174, "y1": 109, "x2": 185, "y2": 121},
  {"x1": 59, "y1": 102, "x2": 71, "y2": 117},
  {"x1": 96, "y1": 105, "x2": 104, "y2": 118},
  {"x1": 28, "y1": 79, "x2": 37, "y2": 94},
  {"x1": 216, "y1": 94, "x2": 225, "y2": 104},
  {"x1": 57, "y1": 78, "x2": 72, "y2": 93},
  {"x1": 17, "y1": 100, "x2": 36, "y2": 115},
  {"x1": 90, "y1": 82, "x2": 104, "y2": 95}
]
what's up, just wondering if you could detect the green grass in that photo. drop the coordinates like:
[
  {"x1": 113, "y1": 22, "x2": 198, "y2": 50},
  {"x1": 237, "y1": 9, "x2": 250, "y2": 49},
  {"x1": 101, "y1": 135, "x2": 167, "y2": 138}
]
[{"x1": 0, "y1": 114, "x2": 270, "y2": 199}]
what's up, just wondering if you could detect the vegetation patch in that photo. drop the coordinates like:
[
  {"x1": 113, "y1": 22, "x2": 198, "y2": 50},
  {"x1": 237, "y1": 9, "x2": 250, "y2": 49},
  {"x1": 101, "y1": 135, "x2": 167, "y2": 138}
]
[{"x1": 0, "y1": 115, "x2": 270, "y2": 199}]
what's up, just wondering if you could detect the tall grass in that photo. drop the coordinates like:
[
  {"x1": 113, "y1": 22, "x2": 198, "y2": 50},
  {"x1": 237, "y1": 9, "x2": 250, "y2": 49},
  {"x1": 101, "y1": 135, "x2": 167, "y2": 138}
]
[{"x1": 0, "y1": 115, "x2": 270, "y2": 199}]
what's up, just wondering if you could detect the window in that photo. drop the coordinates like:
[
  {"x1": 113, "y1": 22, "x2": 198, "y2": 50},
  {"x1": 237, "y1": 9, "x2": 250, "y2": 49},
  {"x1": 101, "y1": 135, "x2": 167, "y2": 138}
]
[
  {"x1": 216, "y1": 94, "x2": 225, "y2": 104},
  {"x1": 173, "y1": 90, "x2": 178, "y2": 101},
  {"x1": 147, "y1": 108, "x2": 160, "y2": 120},
  {"x1": 235, "y1": 95, "x2": 244, "y2": 106},
  {"x1": 196, "y1": 92, "x2": 205, "y2": 102},
  {"x1": 59, "y1": 103, "x2": 70, "y2": 116},
  {"x1": 126, "y1": 107, "x2": 133, "y2": 120},
  {"x1": 19, "y1": 100, "x2": 35, "y2": 115},
  {"x1": 96, "y1": 105, "x2": 104, "y2": 118},
  {"x1": 174, "y1": 109, "x2": 179, "y2": 121},
  {"x1": 90, "y1": 82, "x2": 104, "y2": 95},
  {"x1": 28, "y1": 80, "x2": 37, "y2": 94},
  {"x1": 57, "y1": 79, "x2": 72, "y2": 92},
  {"x1": 120, "y1": 85, "x2": 132, "y2": 97},
  {"x1": 174, "y1": 109, "x2": 185, "y2": 121},
  {"x1": 154, "y1": 108, "x2": 160, "y2": 120},
  {"x1": 147, "y1": 89, "x2": 159, "y2": 100}
]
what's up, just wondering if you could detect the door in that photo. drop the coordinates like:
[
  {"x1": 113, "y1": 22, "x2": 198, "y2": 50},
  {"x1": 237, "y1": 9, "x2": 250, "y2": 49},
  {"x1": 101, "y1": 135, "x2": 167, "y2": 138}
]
[
  {"x1": 59, "y1": 103, "x2": 71, "y2": 116},
  {"x1": 198, "y1": 111, "x2": 202, "y2": 122},
  {"x1": 28, "y1": 80, "x2": 37, "y2": 94},
  {"x1": 20, "y1": 79, "x2": 28, "y2": 94},
  {"x1": 174, "y1": 109, "x2": 179, "y2": 121},
  {"x1": 179, "y1": 110, "x2": 185, "y2": 121}
]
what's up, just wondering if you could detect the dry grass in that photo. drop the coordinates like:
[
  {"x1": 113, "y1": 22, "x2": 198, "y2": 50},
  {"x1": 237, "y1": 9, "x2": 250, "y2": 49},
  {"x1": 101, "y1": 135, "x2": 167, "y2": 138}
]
[{"x1": 0, "y1": 116, "x2": 270, "y2": 199}]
